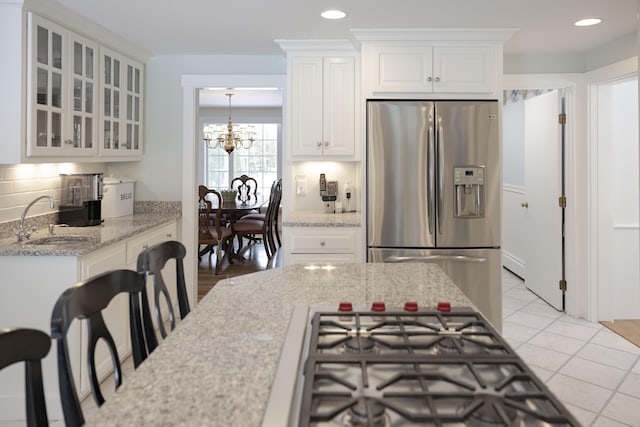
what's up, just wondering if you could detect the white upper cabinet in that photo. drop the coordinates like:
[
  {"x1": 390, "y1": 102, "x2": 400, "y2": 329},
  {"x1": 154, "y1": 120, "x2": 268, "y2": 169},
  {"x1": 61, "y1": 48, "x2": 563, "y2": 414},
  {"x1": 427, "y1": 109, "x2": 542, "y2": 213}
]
[
  {"x1": 289, "y1": 55, "x2": 355, "y2": 158},
  {"x1": 372, "y1": 45, "x2": 494, "y2": 94},
  {"x1": 99, "y1": 48, "x2": 143, "y2": 157},
  {"x1": 27, "y1": 14, "x2": 99, "y2": 157},
  {"x1": 353, "y1": 29, "x2": 516, "y2": 99},
  {"x1": 0, "y1": 5, "x2": 146, "y2": 164}
]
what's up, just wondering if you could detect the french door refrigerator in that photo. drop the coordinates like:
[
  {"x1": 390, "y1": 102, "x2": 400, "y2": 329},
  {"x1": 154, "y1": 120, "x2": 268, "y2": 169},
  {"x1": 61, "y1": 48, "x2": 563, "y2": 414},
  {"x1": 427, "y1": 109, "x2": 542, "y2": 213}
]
[{"x1": 367, "y1": 100, "x2": 502, "y2": 329}]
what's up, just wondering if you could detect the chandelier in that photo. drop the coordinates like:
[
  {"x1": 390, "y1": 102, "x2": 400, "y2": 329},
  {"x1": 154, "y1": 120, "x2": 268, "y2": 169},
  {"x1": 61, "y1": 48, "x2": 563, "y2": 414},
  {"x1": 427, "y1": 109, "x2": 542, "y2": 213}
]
[{"x1": 203, "y1": 93, "x2": 255, "y2": 154}]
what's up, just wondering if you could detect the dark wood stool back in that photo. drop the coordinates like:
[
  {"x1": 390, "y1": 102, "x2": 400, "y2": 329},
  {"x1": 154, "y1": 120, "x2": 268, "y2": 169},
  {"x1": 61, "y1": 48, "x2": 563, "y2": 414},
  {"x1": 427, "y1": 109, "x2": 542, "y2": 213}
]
[
  {"x1": 0, "y1": 327, "x2": 50, "y2": 427},
  {"x1": 50, "y1": 269, "x2": 146, "y2": 427},
  {"x1": 136, "y1": 240, "x2": 190, "y2": 356}
]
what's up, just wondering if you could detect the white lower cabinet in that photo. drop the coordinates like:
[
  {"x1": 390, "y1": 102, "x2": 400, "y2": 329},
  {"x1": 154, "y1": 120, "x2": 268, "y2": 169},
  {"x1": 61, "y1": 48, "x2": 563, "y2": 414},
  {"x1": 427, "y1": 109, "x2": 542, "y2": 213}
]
[
  {"x1": 0, "y1": 220, "x2": 177, "y2": 421},
  {"x1": 283, "y1": 226, "x2": 363, "y2": 265}
]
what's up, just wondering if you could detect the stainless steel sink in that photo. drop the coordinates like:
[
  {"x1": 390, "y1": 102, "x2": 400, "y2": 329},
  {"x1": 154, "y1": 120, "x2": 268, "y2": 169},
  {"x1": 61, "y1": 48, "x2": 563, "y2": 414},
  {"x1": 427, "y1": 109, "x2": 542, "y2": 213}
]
[{"x1": 24, "y1": 235, "x2": 94, "y2": 245}]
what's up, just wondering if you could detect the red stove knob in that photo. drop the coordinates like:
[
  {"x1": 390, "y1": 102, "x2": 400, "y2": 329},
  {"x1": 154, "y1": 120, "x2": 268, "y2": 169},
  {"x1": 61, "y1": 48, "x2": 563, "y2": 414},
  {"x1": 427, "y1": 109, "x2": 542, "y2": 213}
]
[
  {"x1": 371, "y1": 301, "x2": 386, "y2": 312},
  {"x1": 437, "y1": 301, "x2": 451, "y2": 312},
  {"x1": 338, "y1": 302, "x2": 353, "y2": 312},
  {"x1": 404, "y1": 301, "x2": 418, "y2": 312}
]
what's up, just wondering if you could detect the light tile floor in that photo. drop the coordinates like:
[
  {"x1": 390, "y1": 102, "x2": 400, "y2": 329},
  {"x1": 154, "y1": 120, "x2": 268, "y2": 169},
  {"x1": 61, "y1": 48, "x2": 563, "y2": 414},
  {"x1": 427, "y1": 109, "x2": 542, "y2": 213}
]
[{"x1": 502, "y1": 269, "x2": 640, "y2": 427}]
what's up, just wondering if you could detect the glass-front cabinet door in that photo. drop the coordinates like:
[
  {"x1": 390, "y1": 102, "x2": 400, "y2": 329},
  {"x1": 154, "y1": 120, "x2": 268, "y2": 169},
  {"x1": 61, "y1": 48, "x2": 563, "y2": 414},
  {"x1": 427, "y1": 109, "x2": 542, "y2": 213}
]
[
  {"x1": 68, "y1": 33, "x2": 98, "y2": 154},
  {"x1": 26, "y1": 13, "x2": 98, "y2": 157},
  {"x1": 99, "y1": 47, "x2": 143, "y2": 157}
]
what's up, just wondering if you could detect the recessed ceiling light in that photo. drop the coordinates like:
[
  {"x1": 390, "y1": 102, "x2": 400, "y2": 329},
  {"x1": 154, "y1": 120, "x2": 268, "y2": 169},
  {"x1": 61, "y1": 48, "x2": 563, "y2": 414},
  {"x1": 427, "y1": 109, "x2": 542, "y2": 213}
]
[
  {"x1": 321, "y1": 10, "x2": 346, "y2": 20},
  {"x1": 574, "y1": 18, "x2": 602, "y2": 27}
]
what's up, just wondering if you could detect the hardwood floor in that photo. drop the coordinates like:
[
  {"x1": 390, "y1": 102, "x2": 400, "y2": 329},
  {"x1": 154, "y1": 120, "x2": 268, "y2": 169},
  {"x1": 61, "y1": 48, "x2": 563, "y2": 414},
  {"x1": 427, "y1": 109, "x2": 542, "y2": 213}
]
[{"x1": 198, "y1": 240, "x2": 282, "y2": 301}]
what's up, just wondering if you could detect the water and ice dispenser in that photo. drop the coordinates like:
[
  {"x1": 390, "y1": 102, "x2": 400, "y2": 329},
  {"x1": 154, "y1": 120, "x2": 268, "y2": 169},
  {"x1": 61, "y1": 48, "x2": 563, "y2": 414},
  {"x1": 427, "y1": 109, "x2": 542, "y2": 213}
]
[{"x1": 453, "y1": 166, "x2": 485, "y2": 218}]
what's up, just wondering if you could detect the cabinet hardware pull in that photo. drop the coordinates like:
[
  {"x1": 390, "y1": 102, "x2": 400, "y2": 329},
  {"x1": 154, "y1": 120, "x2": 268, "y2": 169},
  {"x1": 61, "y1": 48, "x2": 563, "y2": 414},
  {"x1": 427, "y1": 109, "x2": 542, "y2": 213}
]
[
  {"x1": 142, "y1": 244, "x2": 149, "y2": 250},
  {"x1": 434, "y1": 77, "x2": 440, "y2": 82},
  {"x1": 316, "y1": 141, "x2": 322, "y2": 148},
  {"x1": 64, "y1": 139, "x2": 74, "y2": 145},
  {"x1": 166, "y1": 234, "x2": 172, "y2": 238},
  {"x1": 324, "y1": 141, "x2": 329, "y2": 147},
  {"x1": 521, "y1": 202, "x2": 528, "y2": 208},
  {"x1": 427, "y1": 76, "x2": 433, "y2": 82},
  {"x1": 320, "y1": 241, "x2": 325, "y2": 246}
]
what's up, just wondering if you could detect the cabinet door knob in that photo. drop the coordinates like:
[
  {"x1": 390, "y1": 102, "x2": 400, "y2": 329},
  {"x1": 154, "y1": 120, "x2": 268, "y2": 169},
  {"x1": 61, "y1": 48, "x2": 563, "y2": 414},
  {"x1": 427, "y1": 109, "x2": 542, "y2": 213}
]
[
  {"x1": 521, "y1": 202, "x2": 529, "y2": 208},
  {"x1": 427, "y1": 76, "x2": 433, "y2": 82},
  {"x1": 316, "y1": 141, "x2": 322, "y2": 149},
  {"x1": 320, "y1": 241, "x2": 326, "y2": 246},
  {"x1": 434, "y1": 77, "x2": 440, "y2": 82},
  {"x1": 324, "y1": 141, "x2": 329, "y2": 147}
]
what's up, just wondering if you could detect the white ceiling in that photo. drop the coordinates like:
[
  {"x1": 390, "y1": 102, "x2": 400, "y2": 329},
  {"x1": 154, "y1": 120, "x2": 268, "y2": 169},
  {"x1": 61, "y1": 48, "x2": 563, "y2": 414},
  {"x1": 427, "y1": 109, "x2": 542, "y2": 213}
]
[{"x1": 54, "y1": 0, "x2": 637, "y2": 107}]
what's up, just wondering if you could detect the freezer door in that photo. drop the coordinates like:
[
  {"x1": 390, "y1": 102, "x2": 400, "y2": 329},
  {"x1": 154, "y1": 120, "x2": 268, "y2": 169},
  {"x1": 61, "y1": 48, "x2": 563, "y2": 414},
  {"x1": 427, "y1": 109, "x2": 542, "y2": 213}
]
[
  {"x1": 367, "y1": 101, "x2": 435, "y2": 248},
  {"x1": 368, "y1": 248, "x2": 502, "y2": 330},
  {"x1": 436, "y1": 101, "x2": 500, "y2": 248}
]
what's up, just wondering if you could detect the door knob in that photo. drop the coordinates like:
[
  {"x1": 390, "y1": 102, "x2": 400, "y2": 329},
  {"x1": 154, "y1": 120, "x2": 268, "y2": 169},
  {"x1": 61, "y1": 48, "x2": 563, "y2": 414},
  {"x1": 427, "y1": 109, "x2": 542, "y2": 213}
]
[{"x1": 521, "y1": 202, "x2": 529, "y2": 208}]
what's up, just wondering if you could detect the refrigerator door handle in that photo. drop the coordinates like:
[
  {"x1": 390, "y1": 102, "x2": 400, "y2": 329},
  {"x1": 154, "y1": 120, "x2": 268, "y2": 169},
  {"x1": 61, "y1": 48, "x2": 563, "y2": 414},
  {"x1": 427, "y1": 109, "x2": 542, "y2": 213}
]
[
  {"x1": 428, "y1": 111, "x2": 435, "y2": 236},
  {"x1": 384, "y1": 255, "x2": 488, "y2": 263},
  {"x1": 437, "y1": 113, "x2": 444, "y2": 235}
]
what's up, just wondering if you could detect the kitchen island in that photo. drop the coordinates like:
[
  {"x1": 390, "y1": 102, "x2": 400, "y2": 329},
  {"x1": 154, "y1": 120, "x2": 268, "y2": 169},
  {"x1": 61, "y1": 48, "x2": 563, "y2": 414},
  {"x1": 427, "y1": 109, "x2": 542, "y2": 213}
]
[{"x1": 87, "y1": 263, "x2": 472, "y2": 426}]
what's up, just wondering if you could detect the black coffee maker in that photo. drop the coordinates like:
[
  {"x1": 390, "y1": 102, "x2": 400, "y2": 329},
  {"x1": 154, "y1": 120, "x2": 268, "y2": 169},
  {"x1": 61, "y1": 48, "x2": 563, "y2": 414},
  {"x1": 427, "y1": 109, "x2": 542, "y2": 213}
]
[{"x1": 59, "y1": 173, "x2": 103, "y2": 226}]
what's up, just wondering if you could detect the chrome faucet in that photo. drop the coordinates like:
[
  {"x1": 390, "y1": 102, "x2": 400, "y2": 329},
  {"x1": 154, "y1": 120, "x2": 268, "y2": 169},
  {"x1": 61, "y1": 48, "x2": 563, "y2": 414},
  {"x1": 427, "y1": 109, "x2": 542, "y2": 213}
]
[{"x1": 16, "y1": 195, "x2": 55, "y2": 242}]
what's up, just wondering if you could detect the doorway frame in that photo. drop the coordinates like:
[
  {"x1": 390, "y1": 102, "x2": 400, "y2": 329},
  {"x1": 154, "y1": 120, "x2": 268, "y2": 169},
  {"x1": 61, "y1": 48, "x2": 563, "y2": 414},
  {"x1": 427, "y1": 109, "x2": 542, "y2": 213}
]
[
  {"x1": 585, "y1": 57, "x2": 638, "y2": 321},
  {"x1": 180, "y1": 74, "x2": 286, "y2": 304},
  {"x1": 503, "y1": 73, "x2": 584, "y2": 318}
]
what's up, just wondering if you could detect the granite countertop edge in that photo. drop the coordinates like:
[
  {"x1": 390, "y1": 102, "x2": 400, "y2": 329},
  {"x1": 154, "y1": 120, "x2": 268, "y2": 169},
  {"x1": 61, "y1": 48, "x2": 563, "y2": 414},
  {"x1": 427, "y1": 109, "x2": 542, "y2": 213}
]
[
  {"x1": 283, "y1": 211, "x2": 362, "y2": 227},
  {"x1": 0, "y1": 212, "x2": 181, "y2": 256}
]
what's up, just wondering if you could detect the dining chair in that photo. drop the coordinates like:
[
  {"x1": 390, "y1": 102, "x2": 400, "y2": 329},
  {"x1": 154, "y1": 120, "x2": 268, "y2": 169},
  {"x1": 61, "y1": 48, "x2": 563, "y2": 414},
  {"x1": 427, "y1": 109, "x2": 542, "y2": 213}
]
[
  {"x1": 240, "y1": 179, "x2": 282, "y2": 252},
  {"x1": 231, "y1": 174, "x2": 258, "y2": 204},
  {"x1": 136, "y1": 240, "x2": 190, "y2": 357},
  {"x1": 0, "y1": 327, "x2": 51, "y2": 427},
  {"x1": 50, "y1": 269, "x2": 146, "y2": 427},
  {"x1": 198, "y1": 185, "x2": 234, "y2": 274},
  {"x1": 232, "y1": 179, "x2": 282, "y2": 258}
]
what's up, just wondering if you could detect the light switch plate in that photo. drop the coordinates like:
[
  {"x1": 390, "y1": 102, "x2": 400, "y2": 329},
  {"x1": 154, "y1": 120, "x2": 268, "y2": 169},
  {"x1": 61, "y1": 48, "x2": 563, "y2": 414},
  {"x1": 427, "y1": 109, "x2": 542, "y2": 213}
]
[{"x1": 295, "y1": 176, "x2": 306, "y2": 196}]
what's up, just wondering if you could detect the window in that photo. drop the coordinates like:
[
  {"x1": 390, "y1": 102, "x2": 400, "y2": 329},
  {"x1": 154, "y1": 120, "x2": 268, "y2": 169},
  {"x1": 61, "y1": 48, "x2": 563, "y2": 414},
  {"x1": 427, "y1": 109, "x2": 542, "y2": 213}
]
[{"x1": 205, "y1": 123, "x2": 279, "y2": 196}]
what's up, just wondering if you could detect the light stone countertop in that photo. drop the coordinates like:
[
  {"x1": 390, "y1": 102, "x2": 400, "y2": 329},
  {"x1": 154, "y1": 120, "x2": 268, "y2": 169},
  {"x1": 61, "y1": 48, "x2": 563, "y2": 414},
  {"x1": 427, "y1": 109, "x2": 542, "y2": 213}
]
[
  {"x1": 0, "y1": 213, "x2": 180, "y2": 256},
  {"x1": 87, "y1": 263, "x2": 473, "y2": 426},
  {"x1": 283, "y1": 210, "x2": 361, "y2": 227}
]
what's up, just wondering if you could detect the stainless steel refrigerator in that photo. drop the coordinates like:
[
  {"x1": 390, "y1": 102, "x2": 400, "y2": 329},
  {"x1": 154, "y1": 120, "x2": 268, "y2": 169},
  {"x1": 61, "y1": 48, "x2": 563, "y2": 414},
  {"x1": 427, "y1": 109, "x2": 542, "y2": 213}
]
[{"x1": 367, "y1": 100, "x2": 502, "y2": 329}]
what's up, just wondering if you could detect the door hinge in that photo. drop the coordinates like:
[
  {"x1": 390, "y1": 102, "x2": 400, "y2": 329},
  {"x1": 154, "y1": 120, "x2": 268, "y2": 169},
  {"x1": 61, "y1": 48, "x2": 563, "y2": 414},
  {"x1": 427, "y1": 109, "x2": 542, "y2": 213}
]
[
  {"x1": 558, "y1": 196, "x2": 567, "y2": 208},
  {"x1": 559, "y1": 279, "x2": 567, "y2": 292},
  {"x1": 558, "y1": 113, "x2": 567, "y2": 124}
]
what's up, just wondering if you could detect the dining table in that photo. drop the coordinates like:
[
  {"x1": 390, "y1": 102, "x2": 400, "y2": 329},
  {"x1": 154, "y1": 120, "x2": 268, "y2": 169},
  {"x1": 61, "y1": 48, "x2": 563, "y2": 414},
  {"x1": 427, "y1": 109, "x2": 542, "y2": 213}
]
[{"x1": 85, "y1": 263, "x2": 471, "y2": 426}]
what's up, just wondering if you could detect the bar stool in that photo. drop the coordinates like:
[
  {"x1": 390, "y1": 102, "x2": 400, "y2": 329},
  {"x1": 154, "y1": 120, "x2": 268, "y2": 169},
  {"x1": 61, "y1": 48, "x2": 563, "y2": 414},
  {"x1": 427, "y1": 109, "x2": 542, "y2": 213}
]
[
  {"x1": 0, "y1": 327, "x2": 50, "y2": 427},
  {"x1": 50, "y1": 269, "x2": 146, "y2": 426}
]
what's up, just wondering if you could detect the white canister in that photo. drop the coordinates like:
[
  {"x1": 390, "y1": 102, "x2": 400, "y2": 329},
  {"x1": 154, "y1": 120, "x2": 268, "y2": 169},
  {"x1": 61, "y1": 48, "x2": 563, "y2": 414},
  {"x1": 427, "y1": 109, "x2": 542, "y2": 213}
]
[{"x1": 103, "y1": 177, "x2": 135, "y2": 217}]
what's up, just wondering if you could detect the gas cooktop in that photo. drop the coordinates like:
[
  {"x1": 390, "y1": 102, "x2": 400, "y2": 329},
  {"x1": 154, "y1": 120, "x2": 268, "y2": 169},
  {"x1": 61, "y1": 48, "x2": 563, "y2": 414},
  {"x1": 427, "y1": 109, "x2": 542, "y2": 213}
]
[{"x1": 262, "y1": 302, "x2": 580, "y2": 427}]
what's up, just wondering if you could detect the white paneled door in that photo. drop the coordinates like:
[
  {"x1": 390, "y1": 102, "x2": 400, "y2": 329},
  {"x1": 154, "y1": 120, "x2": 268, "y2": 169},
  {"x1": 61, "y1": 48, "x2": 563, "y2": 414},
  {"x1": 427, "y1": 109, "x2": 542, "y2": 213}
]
[{"x1": 523, "y1": 90, "x2": 564, "y2": 310}]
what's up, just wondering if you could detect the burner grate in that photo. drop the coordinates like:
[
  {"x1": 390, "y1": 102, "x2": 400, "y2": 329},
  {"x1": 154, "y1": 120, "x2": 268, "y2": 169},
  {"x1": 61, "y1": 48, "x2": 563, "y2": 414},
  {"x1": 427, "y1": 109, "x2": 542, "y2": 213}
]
[{"x1": 298, "y1": 309, "x2": 580, "y2": 427}]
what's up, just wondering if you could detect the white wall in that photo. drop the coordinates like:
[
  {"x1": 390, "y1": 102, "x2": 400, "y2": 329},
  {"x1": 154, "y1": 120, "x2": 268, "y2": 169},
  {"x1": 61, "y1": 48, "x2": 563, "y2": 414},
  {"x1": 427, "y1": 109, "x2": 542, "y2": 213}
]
[
  {"x1": 107, "y1": 55, "x2": 286, "y2": 202},
  {"x1": 597, "y1": 78, "x2": 639, "y2": 319}
]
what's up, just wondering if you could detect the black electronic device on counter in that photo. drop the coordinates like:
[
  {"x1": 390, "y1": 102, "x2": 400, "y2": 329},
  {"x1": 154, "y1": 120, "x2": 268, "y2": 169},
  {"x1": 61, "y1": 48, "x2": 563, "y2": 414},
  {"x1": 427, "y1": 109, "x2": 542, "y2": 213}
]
[{"x1": 58, "y1": 173, "x2": 104, "y2": 226}]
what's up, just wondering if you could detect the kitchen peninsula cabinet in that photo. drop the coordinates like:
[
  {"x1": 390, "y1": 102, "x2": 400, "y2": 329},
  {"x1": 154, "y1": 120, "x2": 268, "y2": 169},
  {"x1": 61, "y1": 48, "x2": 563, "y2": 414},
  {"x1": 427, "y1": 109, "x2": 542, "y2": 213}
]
[
  {"x1": 0, "y1": 3, "x2": 146, "y2": 164},
  {"x1": 278, "y1": 40, "x2": 357, "y2": 159},
  {"x1": 0, "y1": 217, "x2": 177, "y2": 421},
  {"x1": 284, "y1": 226, "x2": 362, "y2": 265},
  {"x1": 282, "y1": 211, "x2": 364, "y2": 265}
]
